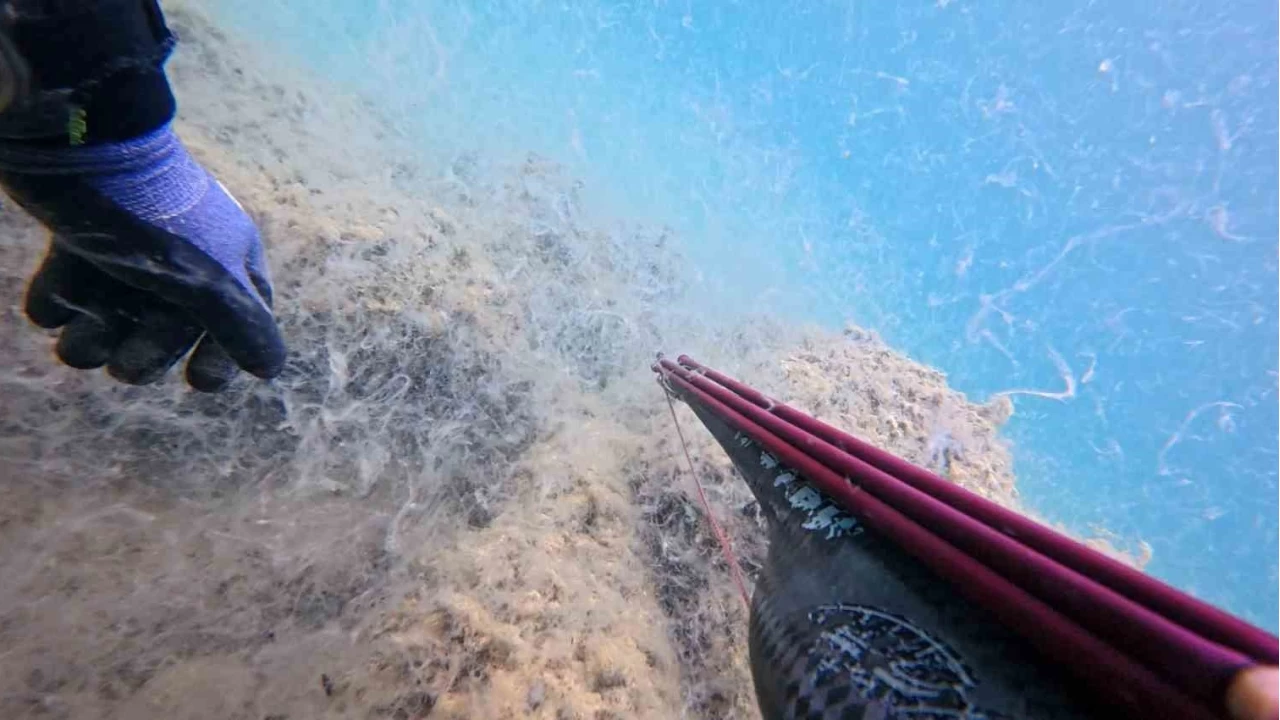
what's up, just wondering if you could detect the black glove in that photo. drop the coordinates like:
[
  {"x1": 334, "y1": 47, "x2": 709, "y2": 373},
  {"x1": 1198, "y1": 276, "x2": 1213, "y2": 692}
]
[{"x1": 0, "y1": 126, "x2": 287, "y2": 391}]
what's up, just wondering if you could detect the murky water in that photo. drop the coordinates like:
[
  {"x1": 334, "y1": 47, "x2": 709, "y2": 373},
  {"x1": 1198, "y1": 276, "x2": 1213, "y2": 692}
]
[{"x1": 0, "y1": 1, "x2": 1273, "y2": 718}]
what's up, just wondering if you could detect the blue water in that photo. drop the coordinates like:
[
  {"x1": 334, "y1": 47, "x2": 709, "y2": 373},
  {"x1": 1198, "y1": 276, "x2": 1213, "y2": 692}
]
[{"x1": 212, "y1": 0, "x2": 1279, "y2": 629}]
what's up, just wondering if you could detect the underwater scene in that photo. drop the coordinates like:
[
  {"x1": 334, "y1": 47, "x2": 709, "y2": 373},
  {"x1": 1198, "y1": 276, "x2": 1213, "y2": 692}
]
[{"x1": 0, "y1": 1, "x2": 1274, "y2": 718}]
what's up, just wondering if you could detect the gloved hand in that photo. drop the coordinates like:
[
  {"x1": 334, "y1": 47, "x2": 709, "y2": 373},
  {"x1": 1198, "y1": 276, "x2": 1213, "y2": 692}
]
[{"x1": 0, "y1": 124, "x2": 286, "y2": 391}]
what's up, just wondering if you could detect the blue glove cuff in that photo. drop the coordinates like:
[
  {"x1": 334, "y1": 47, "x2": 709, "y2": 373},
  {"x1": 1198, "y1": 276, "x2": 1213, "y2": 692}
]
[{"x1": 0, "y1": 124, "x2": 271, "y2": 306}]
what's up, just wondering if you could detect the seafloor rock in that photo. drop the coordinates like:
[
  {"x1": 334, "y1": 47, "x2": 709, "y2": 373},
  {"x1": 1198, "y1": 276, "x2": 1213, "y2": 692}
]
[{"x1": 775, "y1": 330, "x2": 1020, "y2": 505}]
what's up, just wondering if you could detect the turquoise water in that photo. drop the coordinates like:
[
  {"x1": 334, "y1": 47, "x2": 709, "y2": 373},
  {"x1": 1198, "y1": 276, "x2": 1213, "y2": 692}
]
[{"x1": 211, "y1": 1, "x2": 1278, "y2": 629}]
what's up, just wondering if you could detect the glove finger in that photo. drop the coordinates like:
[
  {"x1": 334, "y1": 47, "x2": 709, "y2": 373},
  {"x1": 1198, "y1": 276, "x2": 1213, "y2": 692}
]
[
  {"x1": 189, "y1": 286, "x2": 287, "y2": 381},
  {"x1": 185, "y1": 335, "x2": 240, "y2": 393},
  {"x1": 56, "y1": 314, "x2": 129, "y2": 369},
  {"x1": 107, "y1": 309, "x2": 202, "y2": 385},
  {"x1": 245, "y1": 242, "x2": 275, "y2": 308},
  {"x1": 25, "y1": 246, "x2": 83, "y2": 329}
]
